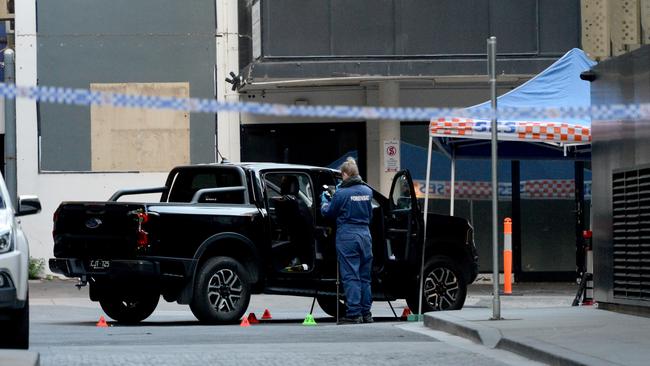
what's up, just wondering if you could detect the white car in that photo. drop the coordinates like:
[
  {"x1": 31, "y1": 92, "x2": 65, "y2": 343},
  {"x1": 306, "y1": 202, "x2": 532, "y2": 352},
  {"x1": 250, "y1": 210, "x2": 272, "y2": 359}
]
[{"x1": 0, "y1": 175, "x2": 41, "y2": 349}]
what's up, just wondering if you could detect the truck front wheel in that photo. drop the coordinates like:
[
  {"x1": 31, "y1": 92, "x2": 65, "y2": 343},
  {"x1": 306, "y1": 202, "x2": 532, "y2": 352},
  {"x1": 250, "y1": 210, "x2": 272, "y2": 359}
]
[
  {"x1": 190, "y1": 256, "x2": 251, "y2": 324},
  {"x1": 316, "y1": 296, "x2": 346, "y2": 318},
  {"x1": 99, "y1": 292, "x2": 159, "y2": 324},
  {"x1": 406, "y1": 257, "x2": 467, "y2": 313}
]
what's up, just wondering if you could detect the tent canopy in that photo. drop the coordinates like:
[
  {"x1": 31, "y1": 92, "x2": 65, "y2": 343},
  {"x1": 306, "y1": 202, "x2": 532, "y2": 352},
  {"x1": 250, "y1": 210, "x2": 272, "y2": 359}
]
[{"x1": 431, "y1": 48, "x2": 597, "y2": 160}]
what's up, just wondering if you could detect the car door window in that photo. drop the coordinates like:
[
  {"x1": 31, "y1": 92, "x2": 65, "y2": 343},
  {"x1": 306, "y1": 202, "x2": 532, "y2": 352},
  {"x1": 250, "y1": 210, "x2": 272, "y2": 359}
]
[
  {"x1": 167, "y1": 168, "x2": 245, "y2": 203},
  {"x1": 391, "y1": 174, "x2": 412, "y2": 210}
]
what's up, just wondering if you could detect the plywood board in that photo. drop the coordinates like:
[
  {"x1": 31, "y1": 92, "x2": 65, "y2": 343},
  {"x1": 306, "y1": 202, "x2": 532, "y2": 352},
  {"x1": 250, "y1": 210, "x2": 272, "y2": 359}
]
[
  {"x1": 90, "y1": 82, "x2": 190, "y2": 172},
  {"x1": 610, "y1": 0, "x2": 640, "y2": 56},
  {"x1": 581, "y1": 0, "x2": 611, "y2": 59}
]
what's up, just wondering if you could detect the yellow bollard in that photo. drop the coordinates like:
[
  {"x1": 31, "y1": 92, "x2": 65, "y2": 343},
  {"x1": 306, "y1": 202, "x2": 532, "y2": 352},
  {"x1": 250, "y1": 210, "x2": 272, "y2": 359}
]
[{"x1": 504, "y1": 218, "x2": 512, "y2": 295}]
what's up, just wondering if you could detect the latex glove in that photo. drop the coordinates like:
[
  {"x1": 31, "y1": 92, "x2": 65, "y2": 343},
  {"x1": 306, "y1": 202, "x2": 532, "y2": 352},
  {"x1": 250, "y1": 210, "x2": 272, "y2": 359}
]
[{"x1": 321, "y1": 191, "x2": 331, "y2": 203}]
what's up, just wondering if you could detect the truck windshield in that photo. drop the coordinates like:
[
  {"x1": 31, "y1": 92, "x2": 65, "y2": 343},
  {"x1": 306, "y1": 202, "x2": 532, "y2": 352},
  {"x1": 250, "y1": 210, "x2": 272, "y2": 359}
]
[{"x1": 166, "y1": 168, "x2": 245, "y2": 204}]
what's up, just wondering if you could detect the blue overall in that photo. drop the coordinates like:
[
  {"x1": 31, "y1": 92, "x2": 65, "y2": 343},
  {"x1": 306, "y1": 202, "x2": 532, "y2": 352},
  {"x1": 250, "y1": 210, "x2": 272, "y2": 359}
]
[{"x1": 321, "y1": 179, "x2": 373, "y2": 318}]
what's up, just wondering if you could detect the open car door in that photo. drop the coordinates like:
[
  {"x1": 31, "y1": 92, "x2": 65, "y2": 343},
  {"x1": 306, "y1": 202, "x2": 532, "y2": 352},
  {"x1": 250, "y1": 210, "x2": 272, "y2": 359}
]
[{"x1": 385, "y1": 170, "x2": 421, "y2": 263}]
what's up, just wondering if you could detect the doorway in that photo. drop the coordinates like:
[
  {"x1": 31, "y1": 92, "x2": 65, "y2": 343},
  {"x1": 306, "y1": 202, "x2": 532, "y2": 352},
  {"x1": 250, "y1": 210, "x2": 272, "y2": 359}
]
[{"x1": 240, "y1": 122, "x2": 366, "y2": 177}]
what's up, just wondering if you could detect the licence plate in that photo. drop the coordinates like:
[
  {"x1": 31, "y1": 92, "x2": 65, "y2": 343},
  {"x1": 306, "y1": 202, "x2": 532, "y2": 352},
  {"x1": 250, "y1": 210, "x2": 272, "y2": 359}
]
[{"x1": 89, "y1": 260, "x2": 110, "y2": 270}]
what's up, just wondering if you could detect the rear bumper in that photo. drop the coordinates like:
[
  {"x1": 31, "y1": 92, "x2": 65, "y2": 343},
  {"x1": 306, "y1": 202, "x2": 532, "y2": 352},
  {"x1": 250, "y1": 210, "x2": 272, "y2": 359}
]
[
  {"x1": 49, "y1": 257, "x2": 194, "y2": 281},
  {"x1": 49, "y1": 258, "x2": 159, "y2": 279}
]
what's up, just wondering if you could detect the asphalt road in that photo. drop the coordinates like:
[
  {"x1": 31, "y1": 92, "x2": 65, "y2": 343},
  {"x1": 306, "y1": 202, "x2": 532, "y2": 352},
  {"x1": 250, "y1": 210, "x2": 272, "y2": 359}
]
[{"x1": 28, "y1": 280, "x2": 562, "y2": 366}]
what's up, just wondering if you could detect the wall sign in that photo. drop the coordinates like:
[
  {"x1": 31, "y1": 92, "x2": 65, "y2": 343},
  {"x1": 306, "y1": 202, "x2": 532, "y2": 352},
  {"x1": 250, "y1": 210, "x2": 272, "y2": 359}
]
[{"x1": 384, "y1": 140, "x2": 400, "y2": 172}]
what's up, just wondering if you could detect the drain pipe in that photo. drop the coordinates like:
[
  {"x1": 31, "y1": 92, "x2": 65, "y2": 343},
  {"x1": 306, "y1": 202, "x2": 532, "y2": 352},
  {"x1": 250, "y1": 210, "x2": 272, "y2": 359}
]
[{"x1": 4, "y1": 48, "x2": 17, "y2": 207}]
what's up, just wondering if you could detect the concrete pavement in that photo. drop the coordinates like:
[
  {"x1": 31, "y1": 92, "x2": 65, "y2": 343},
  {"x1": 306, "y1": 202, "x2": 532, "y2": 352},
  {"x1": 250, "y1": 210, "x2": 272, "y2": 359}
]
[
  {"x1": 30, "y1": 280, "x2": 632, "y2": 365},
  {"x1": 26, "y1": 279, "x2": 544, "y2": 366},
  {"x1": 424, "y1": 305, "x2": 650, "y2": 366}
]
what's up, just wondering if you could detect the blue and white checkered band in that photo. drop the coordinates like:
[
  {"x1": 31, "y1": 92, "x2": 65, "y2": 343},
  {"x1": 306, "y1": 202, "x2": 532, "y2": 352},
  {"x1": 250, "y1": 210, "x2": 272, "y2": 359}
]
[{"x1": 2, "y1": 82, "x2": 650, "y2": 122}]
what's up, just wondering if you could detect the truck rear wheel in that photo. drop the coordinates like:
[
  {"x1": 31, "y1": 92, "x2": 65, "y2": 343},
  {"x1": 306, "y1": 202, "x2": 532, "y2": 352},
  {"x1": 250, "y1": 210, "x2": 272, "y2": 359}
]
[
  {"x1": 190, "y1": 256, "x2": 251, "y2": 324},
  {"x1": 99, "y1": 292, "x2": 159, "y2": 324},
  {"x1": 406, "y1": 256, "x2": 467, "y2": 313}
]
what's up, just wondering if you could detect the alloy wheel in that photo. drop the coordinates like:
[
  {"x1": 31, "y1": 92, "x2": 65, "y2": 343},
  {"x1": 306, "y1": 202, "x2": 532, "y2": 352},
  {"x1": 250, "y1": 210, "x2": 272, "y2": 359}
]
[
  {"x1": 207, "y1": 269, "x2": 243, "y2": 312},
  {"x1": 423, "y1": 267, "x2": 460, "y2": 310}
]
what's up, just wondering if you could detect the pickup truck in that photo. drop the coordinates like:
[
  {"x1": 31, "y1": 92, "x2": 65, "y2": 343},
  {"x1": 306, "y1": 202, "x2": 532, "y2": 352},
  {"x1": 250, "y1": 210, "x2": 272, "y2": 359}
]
[{"x1": 49, "y1": 163, "x2": 478, "y2": 324}]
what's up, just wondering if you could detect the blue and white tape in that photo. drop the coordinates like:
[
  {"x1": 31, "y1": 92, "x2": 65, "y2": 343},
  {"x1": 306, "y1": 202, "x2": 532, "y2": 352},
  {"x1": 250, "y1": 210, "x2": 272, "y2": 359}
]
[{"x1": 1, "y1": 82, "x2": 649, "y2": 122}]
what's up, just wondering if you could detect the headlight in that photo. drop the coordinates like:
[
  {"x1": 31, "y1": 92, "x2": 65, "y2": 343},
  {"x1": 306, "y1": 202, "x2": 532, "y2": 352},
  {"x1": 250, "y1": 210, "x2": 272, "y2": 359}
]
[{"x1": 0, "y1": 230, "x2": 12, "y2": 253}]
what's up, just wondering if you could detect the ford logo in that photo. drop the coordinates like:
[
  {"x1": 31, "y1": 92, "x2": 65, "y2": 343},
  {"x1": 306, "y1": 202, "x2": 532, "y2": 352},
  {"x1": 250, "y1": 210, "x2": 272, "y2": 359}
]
[{"x1": 85, "y1": 218, "x2": 103, "y2": 229}]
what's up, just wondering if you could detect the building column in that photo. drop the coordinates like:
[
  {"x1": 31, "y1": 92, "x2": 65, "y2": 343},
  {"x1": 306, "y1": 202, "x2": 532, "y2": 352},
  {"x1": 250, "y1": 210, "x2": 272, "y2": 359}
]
[
  {"x1": 366, "y1": 81, "x2": 400, "y2": 195},
  {"x1": 216, "y1": 0, "x2": 241, "y2": 162},
  {"x1": 15, "y1": 0, "x2": 39, "y2": 194}
]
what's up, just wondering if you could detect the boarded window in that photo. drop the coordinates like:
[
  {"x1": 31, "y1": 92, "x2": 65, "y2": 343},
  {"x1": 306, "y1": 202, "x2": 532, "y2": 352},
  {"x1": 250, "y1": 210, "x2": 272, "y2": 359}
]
[{"x1": 90, "y1": 82, "x2": 190, "y2": 172}]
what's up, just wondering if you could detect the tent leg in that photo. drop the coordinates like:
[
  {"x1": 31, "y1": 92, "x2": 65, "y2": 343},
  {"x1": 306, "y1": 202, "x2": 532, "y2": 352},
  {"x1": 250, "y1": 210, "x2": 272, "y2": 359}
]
[
  {"x1": 450, "y1": 147, "x2": 456, "y2": 216},
  {"x1": 418, "y1": 135, "x2": 434, "y2": 320}
]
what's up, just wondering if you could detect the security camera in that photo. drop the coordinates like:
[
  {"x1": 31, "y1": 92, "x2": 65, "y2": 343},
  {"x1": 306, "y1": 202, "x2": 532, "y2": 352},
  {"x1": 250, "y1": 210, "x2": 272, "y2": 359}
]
[{"x1": 580, "y1": 71, "x2": 597, "y2": 82}]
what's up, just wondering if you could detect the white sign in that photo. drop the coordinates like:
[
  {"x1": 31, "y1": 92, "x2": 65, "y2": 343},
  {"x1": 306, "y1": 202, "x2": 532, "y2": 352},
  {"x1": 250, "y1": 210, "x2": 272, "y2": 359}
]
[{"x1": 383, "y1": 140, "x2": 400, "y2": 172}]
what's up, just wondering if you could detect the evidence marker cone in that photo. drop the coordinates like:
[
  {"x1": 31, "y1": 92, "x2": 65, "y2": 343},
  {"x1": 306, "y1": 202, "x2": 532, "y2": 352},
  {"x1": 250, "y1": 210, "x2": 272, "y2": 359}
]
[
  {"x1": 96, "y1": 316, "x2": 109, "y2": 328},
  {"x1": 240, "y1": 316, "x2": 251, "y2": 327},
  {"x1": 400, "y1": 307, "x2": 411, "y2": 319},
  {"x1": 407, "y1": 313, "x2": 423, "y2": 322},
  {"x1": 261, "y1": 308, "x2": 272, "y2": 320},
  {"x1": 247, "y1": 312, "x2": 259, "y2": 324},
  {"x1": 302, "y1": 313, "x2": 317, "y2": 326}
]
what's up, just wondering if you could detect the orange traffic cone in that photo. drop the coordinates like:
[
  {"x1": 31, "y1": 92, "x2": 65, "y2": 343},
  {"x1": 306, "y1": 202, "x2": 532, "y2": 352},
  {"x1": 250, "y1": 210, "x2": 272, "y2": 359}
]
[
  {"x1": 247, "y1": 312, "x2": 259, "y2": 324},
  {"x1": 96, "y1": 316, "x2": 109, "y2": 328},
  {"x1": 261, "y1": 309, "x2": 272, "y2": 320},
  {"x1": 400, "y1": 307, "x2": 411, "y2": 319},
  {"x1": 240, "y1": 316, "x2": 251, "y2": 327}
]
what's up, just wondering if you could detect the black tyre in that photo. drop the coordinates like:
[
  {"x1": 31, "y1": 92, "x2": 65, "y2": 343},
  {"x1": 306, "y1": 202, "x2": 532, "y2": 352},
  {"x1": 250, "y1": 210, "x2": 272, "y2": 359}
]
[
  {"x1": 316, "y1": 296, "x2": 346, "y2": 318},
  {"x1": 406, "y1": 257, "x2": 467, "y2": 313},
  {"x1": 0, "y1": 294, "x2": 29, "y2": 349},
  {"x1": 99, "y1": 292, "x2": 159, "y2": 324},
  {"x1": 190, "y1": 256, "x2": 251, "y2": 324}
]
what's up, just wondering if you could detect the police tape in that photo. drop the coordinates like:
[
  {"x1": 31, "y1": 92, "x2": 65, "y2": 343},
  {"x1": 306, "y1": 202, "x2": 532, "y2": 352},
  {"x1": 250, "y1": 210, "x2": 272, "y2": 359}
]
[
  {"x1": 413, "y1": 179, "x2": 592, "y2": 200},
  {"x1": 2, "y1": 82, "x2": 650, "y2": 122}
]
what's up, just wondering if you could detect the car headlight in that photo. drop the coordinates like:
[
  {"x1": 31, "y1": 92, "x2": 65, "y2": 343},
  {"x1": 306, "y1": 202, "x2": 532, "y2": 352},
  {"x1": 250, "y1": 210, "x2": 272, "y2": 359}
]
[{"x1": 0, "y1": 230, "x2": 12, "y2": 253}]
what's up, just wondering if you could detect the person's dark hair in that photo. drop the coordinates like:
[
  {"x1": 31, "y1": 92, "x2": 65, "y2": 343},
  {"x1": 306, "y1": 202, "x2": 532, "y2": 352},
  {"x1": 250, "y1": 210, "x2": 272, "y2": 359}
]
[{"x1": 340, "y1": 157, "x2": 359, "y2": 177}]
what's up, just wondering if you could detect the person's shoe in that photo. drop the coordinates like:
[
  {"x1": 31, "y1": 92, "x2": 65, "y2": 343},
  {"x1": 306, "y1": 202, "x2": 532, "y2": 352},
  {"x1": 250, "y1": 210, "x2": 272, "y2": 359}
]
[
  {"x1": 337, "y1": 316, "x2": 362, "y2": 325},
  {"x1": 362, "y1": 313, "x2": 374, "y2": 323}
]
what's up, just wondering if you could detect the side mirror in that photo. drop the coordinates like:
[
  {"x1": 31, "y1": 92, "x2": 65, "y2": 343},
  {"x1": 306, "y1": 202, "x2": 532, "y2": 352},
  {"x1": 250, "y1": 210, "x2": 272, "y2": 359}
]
[{"x1": 16, "y1": 195, "x2": 41, "y2": 216}]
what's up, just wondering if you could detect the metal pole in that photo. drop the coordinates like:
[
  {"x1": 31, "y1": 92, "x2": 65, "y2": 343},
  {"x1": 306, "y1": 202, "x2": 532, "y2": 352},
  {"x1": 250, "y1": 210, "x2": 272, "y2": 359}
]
[
  {"x1": 417, "y1": 134, "x2": 434, "y2": 320},
  {"x1": 488, "y1": 36, "x2": 501, "y2": 320},
  {"x1": 4, "y1": 49, "x2": 17, "y2": 207},
  {"x1": 336, "y1": 259, "x2": 340, "y2": 324},
  {"x1": 575, "y1": 161, "x2": 586, "y2": 278},
  {"x1": 450, "y1": 147, "x2": 456, "y2": 216}
]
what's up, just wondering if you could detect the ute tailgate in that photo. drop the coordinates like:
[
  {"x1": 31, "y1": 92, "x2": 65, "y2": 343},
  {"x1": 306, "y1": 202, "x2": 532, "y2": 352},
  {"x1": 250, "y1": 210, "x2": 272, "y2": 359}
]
[{"x1": 53, "y1": 202, "x2": 147, "y2": 259}]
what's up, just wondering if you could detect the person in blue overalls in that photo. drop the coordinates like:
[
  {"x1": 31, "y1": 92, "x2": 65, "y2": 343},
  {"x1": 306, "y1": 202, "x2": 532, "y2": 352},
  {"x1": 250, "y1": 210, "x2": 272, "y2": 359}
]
[{"x1": 321, "y1": 157, "x2": 374, "y2": 324}]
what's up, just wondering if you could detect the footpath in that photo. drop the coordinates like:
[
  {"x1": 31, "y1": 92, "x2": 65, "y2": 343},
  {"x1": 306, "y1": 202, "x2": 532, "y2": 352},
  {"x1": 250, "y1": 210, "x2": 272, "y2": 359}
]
[{"x1": 425, "y1": 284, "x2": 650, "y2": 366}]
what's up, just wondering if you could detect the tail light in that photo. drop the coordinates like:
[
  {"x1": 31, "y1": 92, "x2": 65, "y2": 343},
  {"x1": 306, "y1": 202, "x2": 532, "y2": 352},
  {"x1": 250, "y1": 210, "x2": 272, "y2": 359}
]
[
  {"x1": 136, "y1": 212, "x2": 149, "y2": 224},
  {"x1": 135, "y1": 211, "x2": 150, "y2": 249},
  {"x1": 137, "y1": 229, "x2": 149, "y2": 248}
]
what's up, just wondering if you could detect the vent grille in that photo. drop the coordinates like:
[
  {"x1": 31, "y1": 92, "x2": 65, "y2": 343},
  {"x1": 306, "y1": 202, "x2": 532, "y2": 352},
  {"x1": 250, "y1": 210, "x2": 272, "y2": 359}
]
[{"x1": 613, "y1": 167, "x2": 650, "y2": 300}]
